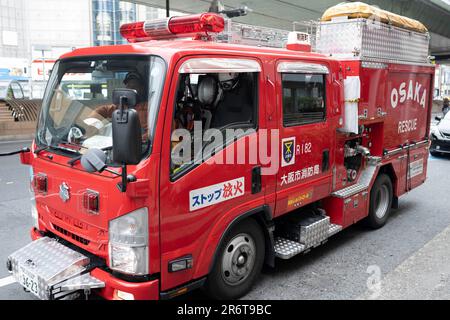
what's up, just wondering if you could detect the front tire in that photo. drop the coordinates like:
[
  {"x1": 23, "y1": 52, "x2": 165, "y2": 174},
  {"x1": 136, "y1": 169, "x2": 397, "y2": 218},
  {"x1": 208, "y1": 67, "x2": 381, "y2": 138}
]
[
  {"x1": 365, "y1": 174, "x2": 393, "y2": 229},
  {"x1": 204, "y1": 219, "x2": 265, "y2": 300}
]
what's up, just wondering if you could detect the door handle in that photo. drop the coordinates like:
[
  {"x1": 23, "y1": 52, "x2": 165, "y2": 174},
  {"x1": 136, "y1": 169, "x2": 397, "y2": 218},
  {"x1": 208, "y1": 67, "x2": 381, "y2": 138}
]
[
  {"x1": 322, "y1": 149, "x2": 330, "y2": 173},
  {"x1": 252, "y1": 167, "x2": 262, "y2": 194}
]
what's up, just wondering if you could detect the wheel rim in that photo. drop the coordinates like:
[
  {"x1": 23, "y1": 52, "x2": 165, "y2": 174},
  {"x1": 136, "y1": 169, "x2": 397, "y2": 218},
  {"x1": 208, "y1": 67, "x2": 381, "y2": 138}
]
[
  {"x1": 221, "y1": 233, "x2": 256, "y2": 286},
  {"x1": 375, "y1": 184, "x2": 390, "y2": 219}
]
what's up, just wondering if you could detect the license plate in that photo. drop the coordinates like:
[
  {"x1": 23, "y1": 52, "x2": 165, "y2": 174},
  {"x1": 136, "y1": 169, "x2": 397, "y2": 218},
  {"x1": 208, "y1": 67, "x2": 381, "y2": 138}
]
[{"x1": 18, "y1": 266, "x2": 39, "y2": 298}]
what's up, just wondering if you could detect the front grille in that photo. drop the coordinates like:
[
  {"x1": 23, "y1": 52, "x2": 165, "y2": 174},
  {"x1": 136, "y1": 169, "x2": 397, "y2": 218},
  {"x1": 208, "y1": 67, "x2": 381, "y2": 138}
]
[{"x1": 52, "y1": 224, "x2": 90, "y2": 246}]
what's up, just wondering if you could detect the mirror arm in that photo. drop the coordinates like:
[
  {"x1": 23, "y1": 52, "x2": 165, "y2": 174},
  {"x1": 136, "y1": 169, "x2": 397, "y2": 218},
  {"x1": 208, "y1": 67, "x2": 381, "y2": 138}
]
[{"x1": 117, "y1": 163, "x2": 128, "y2": 193}]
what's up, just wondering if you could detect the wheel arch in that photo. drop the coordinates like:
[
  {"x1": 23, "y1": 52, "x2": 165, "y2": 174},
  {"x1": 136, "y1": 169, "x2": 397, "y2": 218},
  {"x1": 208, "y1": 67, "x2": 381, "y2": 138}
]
[
  {"x1": 377, "y1": 164, "x2": 398, "y2": 208},
  {"x1": 207, "y1": 205, "x2": 275, "y2": 276}
]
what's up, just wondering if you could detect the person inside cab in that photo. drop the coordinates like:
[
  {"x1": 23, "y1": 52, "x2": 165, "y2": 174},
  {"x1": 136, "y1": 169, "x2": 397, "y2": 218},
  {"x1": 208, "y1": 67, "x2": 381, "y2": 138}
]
[
  {"x1": 170, "y1": 71, "x2": 257, "y2": 175},
  {"x1": 84, "y1": 72, "x2": 149, "y2": 139}
]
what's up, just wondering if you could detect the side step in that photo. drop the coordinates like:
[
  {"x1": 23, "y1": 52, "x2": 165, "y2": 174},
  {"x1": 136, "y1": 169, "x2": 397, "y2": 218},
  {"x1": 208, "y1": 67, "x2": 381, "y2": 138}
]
[
  {"x1": 332, "y1": 157, "x2": 380, "y2": 199},
  {"x1": 274, "y1": 222, "x2": 343, "y2": 260}
]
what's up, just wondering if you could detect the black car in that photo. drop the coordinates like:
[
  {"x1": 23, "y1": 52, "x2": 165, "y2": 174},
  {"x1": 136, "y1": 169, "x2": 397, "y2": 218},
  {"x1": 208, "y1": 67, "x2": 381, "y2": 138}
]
[{"x1": 430, "y1": 112, "x2": 450, "y2": 156}]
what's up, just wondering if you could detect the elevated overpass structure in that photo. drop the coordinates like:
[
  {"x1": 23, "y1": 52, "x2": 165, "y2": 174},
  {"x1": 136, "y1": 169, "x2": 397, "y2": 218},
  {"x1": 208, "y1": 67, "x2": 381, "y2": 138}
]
[{"x1": 129, "y1": 0, "x2": 450, "y2": 62}]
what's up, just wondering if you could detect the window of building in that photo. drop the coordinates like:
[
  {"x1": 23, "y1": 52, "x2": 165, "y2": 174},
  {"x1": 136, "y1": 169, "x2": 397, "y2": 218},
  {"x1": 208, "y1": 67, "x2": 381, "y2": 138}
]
[{"x1": 282, "y1": 73, "x2": 326, "y2": 126}]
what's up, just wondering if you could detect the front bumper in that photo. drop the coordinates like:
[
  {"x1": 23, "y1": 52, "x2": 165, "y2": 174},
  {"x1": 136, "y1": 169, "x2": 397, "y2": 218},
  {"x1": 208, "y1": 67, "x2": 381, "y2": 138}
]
[
  {"x1": 430, "y1": 139, "x2": 450, "y2": 153},
  {"x1": 6, "y1": 229, "x2": 159, "y2": 300}
]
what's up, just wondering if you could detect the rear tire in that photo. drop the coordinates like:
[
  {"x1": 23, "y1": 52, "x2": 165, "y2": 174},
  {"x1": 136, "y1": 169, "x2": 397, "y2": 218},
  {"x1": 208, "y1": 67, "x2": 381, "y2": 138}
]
[
  {"x1": 365, "y1": 174, "x2": 393, "y2": 229},
  {"x1": 204, "y1": 218, "x2": 265, "y2": 300}
]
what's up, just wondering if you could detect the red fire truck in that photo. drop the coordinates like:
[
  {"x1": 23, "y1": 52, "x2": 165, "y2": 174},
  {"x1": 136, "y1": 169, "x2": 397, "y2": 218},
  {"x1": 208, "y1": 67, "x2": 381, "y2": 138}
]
[{"x1": 6, "y1": 3, "x2": 434, "y2": 300}]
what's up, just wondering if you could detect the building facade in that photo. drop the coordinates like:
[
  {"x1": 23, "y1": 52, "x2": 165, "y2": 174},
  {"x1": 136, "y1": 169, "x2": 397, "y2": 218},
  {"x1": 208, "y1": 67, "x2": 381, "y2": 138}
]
[
  {"x1": 0, "y1": 0, "x2": 30, "y2": 76},
  {"x1": 0, "y1": 0, "x2": 183, "y2": 97},
  {"x1": 92, "y1": 0, "x2": 137, "y2": 46}
]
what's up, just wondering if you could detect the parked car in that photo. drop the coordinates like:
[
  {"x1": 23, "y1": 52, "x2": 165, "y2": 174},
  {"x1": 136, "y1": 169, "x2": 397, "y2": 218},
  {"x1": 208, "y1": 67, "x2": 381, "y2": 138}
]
[
  {"x1": 0, "y1": 80, "x2": 25, "y2": 101},
  {"x1": 430, "y1": 112, "x2": 450, "y2": 156}
]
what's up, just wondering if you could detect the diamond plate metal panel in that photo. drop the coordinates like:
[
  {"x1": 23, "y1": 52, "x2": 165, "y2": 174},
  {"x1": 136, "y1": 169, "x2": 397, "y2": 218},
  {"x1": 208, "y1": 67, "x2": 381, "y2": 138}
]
[
  {"x1": 275, "y1": 223, "x2": 343, "y2": 260},
  {"x1": 299, "y1": 216, "x2": 330, "y2": 248},
  {"x1": 274, "y1": 238, "x2": 306, "y2": 259},
  {"x1": 332, "y1": 161, "x2": 379, "y2": 198},
  {"x1": 59, "y1": 273, "x2": 105, "y2": 292},
  {"x1": 216, "y1": 19, "x2": 290, "y2": 48},
  {"x1": 7, "y1": 237, "x2": 98, "y2": 300},
  {"x1": 328, "y1": 224, "x2": 343, "y2": 237},
  {"x1": 316, "y1": 18, "x2": 430, "y2": 65}
]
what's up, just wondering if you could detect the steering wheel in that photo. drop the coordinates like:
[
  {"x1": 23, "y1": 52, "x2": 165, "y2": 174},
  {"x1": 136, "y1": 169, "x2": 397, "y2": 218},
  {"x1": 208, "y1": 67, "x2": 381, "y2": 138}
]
[{"x1": 68, "y1": 127, "x2": 84, "y2": 144}]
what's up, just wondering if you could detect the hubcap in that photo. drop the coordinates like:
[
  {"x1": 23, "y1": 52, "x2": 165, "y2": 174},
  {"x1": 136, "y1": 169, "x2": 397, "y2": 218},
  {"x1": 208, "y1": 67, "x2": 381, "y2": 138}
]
[
  {"x1": 221, "y1": 233, "x2": 256, "y2": 286},
  {"x1": 375, "y1": 184, "x2": 390, "y2": 219}
]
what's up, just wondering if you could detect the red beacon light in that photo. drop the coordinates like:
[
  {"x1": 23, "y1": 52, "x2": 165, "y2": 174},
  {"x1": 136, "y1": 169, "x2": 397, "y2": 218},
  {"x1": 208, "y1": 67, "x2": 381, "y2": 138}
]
[{"x1": 120, "y1": 13, "x2": 225, "y2": 43}]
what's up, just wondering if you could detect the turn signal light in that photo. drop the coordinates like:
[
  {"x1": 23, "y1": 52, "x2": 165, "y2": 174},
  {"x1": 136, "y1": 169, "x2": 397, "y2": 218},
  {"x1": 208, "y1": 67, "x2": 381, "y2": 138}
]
[
  {"x1": 33, "y1": 174, "x2": 47, "y2": 194},
  {"x1": 120, "y1": 13, "x2": 225, "y2": 42},
  {"x1": 83, "y1": 190, "x2": 99, "y2": 214}
]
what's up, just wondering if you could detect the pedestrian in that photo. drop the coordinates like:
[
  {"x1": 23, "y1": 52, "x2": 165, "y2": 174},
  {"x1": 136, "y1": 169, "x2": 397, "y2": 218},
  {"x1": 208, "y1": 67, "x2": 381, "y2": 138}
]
[{"x1": 443, "y1": 97, "x2": 450, "y2": 116}]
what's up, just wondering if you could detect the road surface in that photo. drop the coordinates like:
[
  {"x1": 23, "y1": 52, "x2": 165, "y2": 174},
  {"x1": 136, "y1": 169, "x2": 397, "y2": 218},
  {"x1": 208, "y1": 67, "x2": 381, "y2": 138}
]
[{"x1": 0, "y1": 140, "x2": 449, "y2": 300}]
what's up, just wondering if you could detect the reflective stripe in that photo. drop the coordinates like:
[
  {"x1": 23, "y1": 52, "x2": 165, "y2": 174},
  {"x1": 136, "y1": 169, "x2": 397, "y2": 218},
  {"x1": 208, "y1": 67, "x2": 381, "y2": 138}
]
[
  {"x1": 179, "y1": 58, "x2": 261, "y2": 74},
  {"x1": 277, "y1": 62, "x2": 329, "y2": 74}
]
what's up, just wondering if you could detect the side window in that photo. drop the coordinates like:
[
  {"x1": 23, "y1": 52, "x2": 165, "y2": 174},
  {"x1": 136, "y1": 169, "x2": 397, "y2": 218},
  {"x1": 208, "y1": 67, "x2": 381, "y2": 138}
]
[
  {"x1": 171, "y1": 72, "x2": 258, "y2": 177},
  {"x1": 282, "y1": 73, "x2": 326, "y2": 126}
]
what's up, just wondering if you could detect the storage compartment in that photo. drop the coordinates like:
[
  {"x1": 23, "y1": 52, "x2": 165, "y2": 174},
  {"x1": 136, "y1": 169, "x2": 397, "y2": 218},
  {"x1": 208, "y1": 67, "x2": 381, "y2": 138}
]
[
  {"x1": 276, "y1": 209, "x2": 330, "y2": 248},
  {"x1": 323, "y1": 190, "x2": 369, "y2": 228},
  {"x1": 315, "y1": 18, "x2": 430, "y2": 64}
]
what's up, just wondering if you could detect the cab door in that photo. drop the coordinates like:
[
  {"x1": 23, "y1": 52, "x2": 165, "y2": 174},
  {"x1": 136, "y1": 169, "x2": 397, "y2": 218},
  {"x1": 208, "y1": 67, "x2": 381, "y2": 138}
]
[
  {"x1": 274, "y1": 61, "x2": 334, "y2": 216},
  {"x1": 158, "y1": 56, "x2": 270, "y2": 292}
]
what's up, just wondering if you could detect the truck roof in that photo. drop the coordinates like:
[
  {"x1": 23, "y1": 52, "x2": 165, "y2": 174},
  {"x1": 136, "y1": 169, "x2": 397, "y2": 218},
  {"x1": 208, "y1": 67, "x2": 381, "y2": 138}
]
[{"x1": 60, "y1": 39, "x2": 336, "y2": 65}]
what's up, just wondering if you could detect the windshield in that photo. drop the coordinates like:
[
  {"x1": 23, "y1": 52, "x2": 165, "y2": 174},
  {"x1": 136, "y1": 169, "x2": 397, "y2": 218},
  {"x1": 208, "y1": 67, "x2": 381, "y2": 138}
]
[{"x1": 36, "y1": 55, "x2": 165, "y2": 163}]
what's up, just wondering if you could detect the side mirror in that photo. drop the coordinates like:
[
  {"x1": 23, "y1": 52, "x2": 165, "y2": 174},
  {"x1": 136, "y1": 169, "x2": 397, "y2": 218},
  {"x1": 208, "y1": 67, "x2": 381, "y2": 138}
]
[
  {"x1": 112, "y1": 89, "x2": 142, "y2": 166},
  {"x1": 435, "y1": 116, "x2": 442, "y2": 122}
]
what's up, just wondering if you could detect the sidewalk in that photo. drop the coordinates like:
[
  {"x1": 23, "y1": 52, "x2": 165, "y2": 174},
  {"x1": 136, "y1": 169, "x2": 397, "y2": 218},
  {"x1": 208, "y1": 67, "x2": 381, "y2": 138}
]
[{"x1": 359, "y1": 224, "x2": 450, "y2": 300}]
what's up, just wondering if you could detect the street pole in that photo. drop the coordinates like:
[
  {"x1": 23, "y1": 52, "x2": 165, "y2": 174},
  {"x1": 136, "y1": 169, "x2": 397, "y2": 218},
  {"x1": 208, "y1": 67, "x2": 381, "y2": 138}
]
[
  {"x1": 41, "y1": 50, "x2": 46, "y2": 82},
  {"x1": 166, "y1": 0, "x2": 170, "y2": 17}
]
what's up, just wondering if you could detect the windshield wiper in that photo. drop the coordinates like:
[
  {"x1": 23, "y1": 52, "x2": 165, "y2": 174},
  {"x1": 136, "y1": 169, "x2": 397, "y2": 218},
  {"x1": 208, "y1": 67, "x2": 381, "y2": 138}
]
[
  {"x1": 35, "y1": 145, "x2": 50, "y2": 155},
  {"x1": 36, "y1": 144, "x2": 80, "y2": 156},
  {"x1": 68, "y1": 146, "x2": 113, "y2": 166},
  {"x1": 52, "y1": 145, "x2": 80, "y2": 154}
]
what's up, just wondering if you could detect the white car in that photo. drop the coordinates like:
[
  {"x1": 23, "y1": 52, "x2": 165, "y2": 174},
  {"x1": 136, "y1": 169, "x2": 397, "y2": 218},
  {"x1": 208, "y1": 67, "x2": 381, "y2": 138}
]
[{"x1": 430, "y1": 112, "x2": 450, "y2": 156}]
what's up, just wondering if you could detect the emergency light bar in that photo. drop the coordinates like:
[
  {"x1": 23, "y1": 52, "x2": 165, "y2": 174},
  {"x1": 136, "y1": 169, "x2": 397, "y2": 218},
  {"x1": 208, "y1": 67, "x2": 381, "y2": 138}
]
[{"x1": 120, "y1": 13, "x2": 225, "y2": 42}]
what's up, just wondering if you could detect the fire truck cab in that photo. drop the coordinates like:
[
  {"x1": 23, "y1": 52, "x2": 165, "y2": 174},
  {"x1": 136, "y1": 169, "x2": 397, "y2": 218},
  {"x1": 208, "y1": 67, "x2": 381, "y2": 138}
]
[{"x1": 7, "y1": 4, "x2": 434, "y2": 300}]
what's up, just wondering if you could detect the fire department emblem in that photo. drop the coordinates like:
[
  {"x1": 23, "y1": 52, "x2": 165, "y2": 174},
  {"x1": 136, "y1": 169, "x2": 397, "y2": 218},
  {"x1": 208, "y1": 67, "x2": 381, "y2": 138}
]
[
  {"x1": 282, "y1": 137, "x2": 296, "y2": 167},
  {"x1": 59, "y1": 182, "x2": 70, "y2": 202}
]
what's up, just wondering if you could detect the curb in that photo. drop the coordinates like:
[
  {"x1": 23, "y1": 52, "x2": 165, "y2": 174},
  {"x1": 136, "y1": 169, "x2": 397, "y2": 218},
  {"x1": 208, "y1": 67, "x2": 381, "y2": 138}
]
[{"x1": 0, "y1": 134, "x2": 34, "y2": 143}]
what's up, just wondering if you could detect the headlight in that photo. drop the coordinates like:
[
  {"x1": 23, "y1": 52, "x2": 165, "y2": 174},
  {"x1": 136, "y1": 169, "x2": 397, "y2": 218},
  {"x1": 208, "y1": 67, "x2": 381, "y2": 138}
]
[{"x1": 109, "y1": 208, "x2": 149, "y2": 275}]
